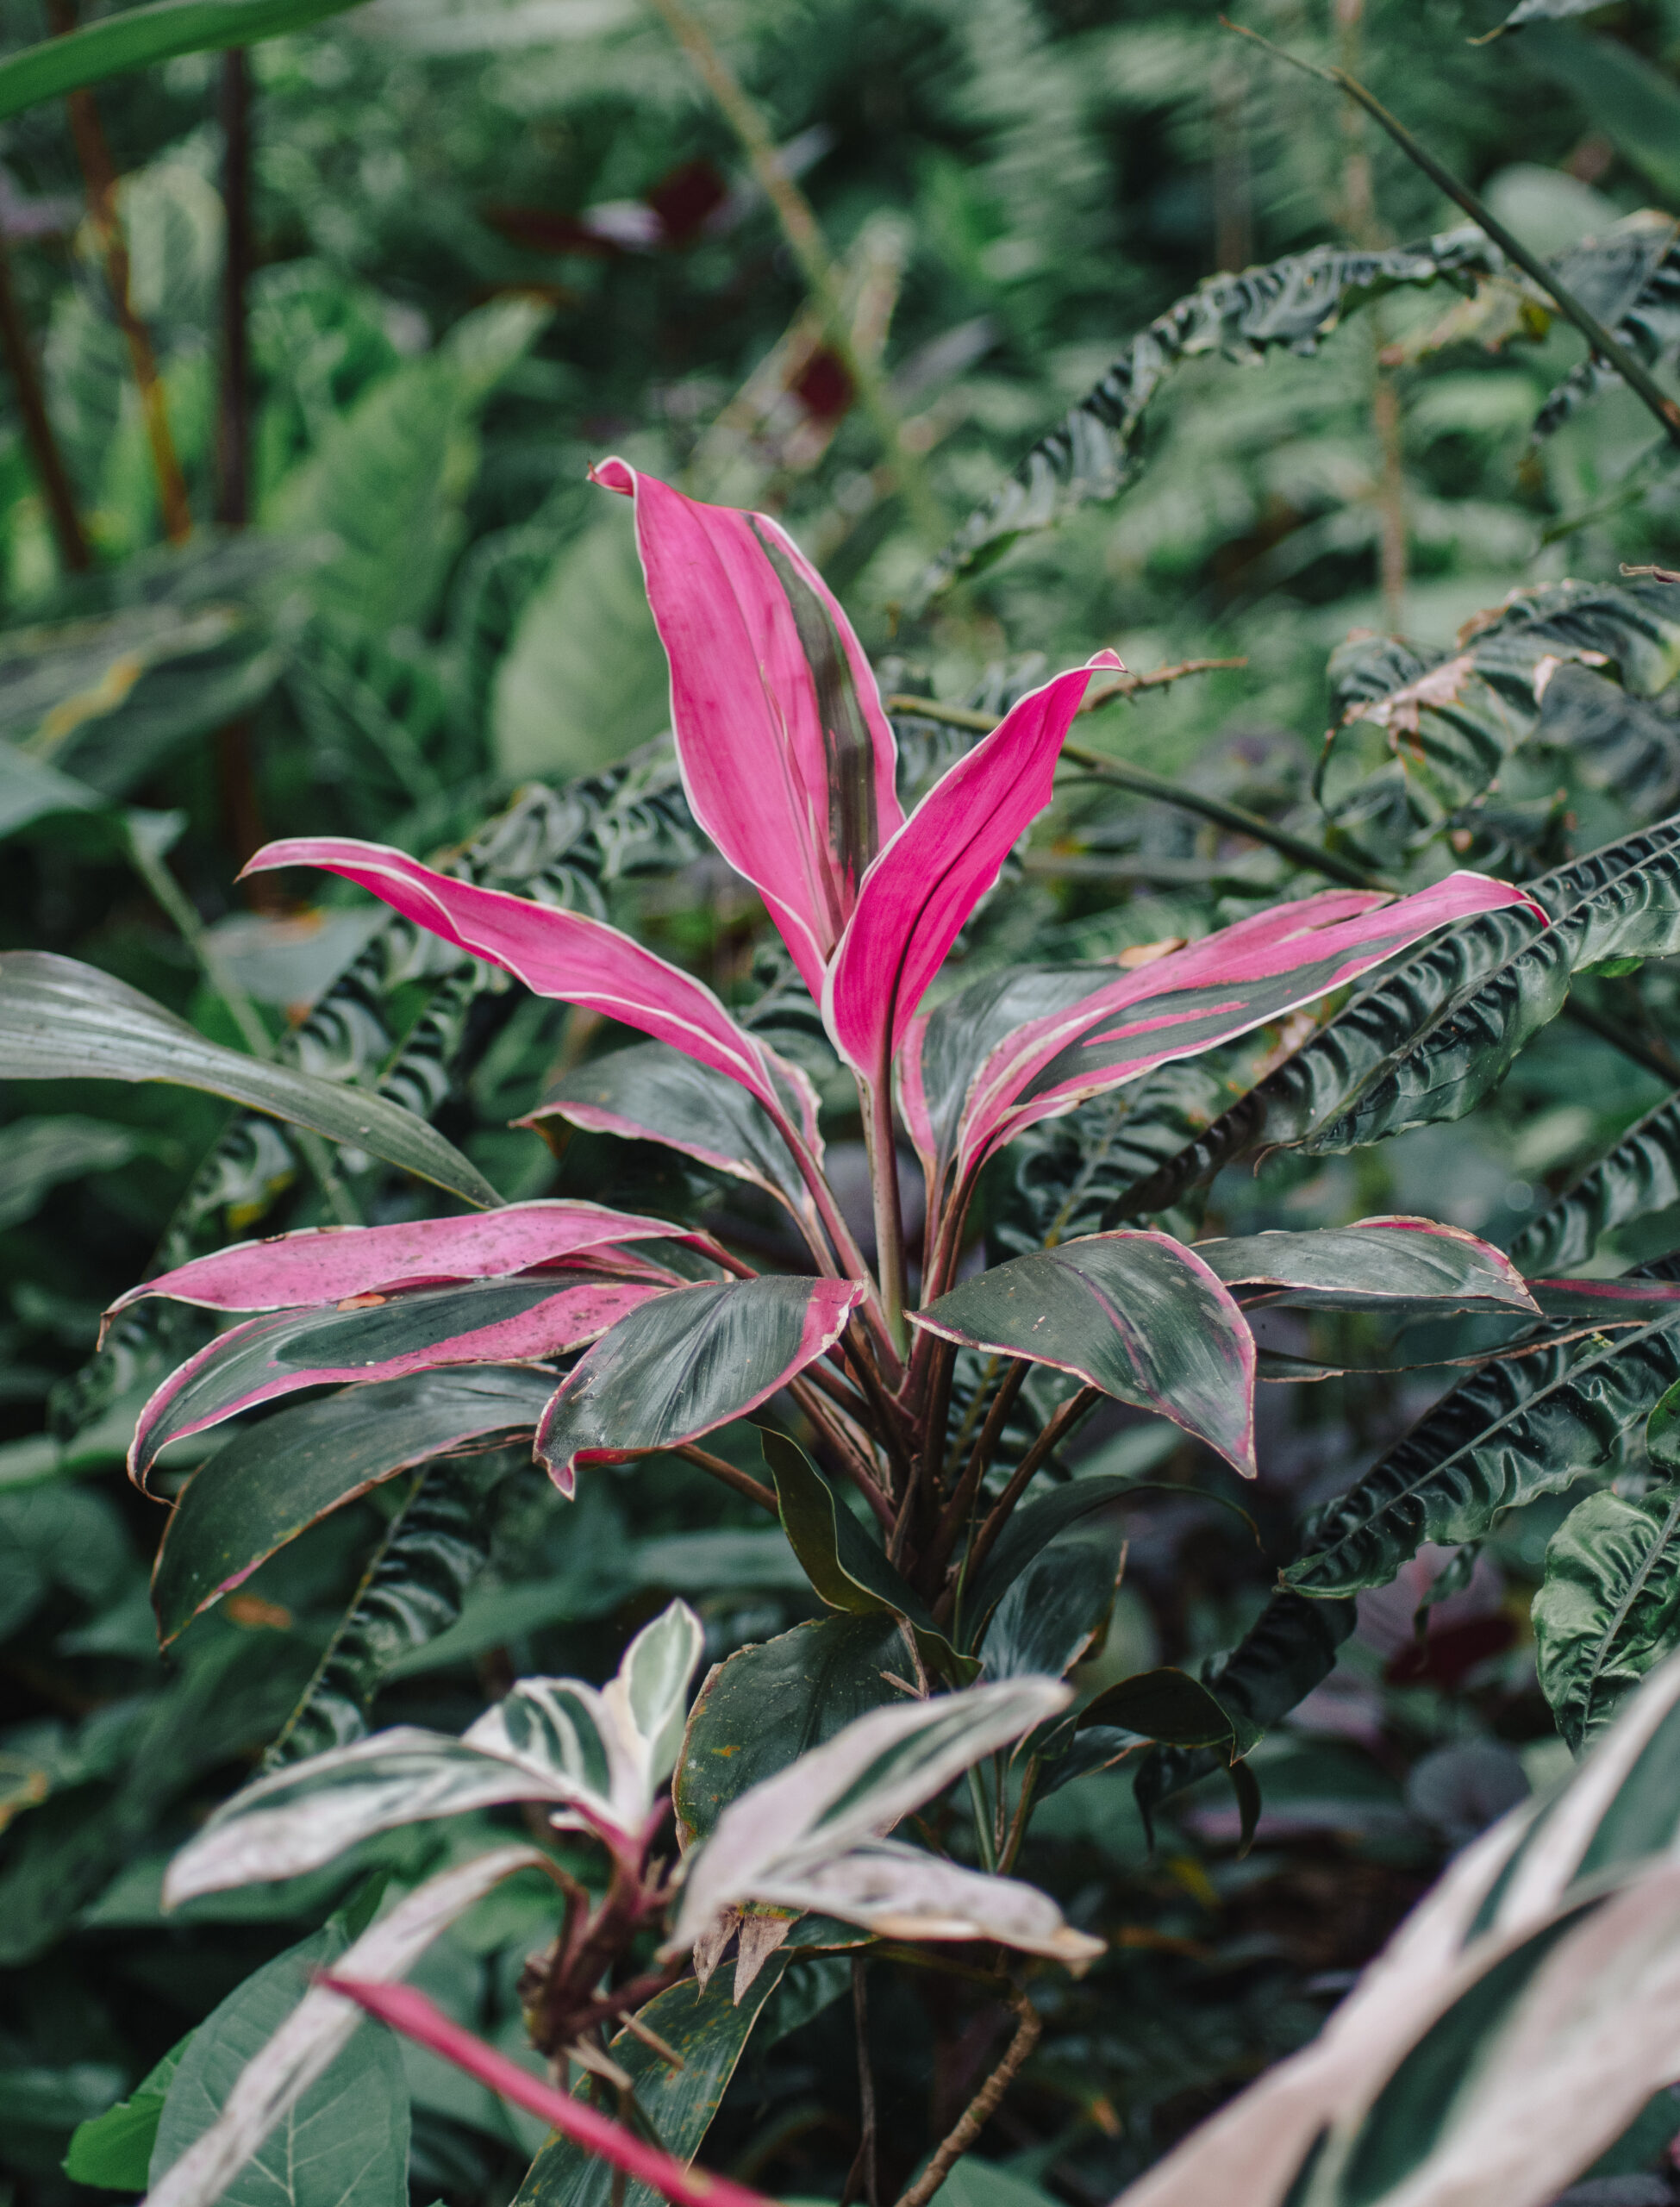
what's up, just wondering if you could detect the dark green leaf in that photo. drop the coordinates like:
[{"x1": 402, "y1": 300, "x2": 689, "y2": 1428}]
[
  {"x1": 1080, "y1": 1667, "x2": 1261, "y2": 1757},
  {"x1": 671, "y1": 1614, "x2": 904, "y2": 1848},
  {"x1": 1512, "y1": 1089, "x2": 1680, "y2": 1273},
  {"x1": 0, "y1": 1116, "x2": 150, "y2": 1232},
  {"x1": 0, "y1": 747, "x2": 106, "y2": 842},
  {"x1": 1521, "y1": 25, "x2": 1680, "y2": 204},
  {"x1": 0, "y1": 953, "x2": 499, "y2": 1208},
  {"x1": 509, "y1": 1963, "x2": 789, "y2": 2207},
  {"x1": 63, "y1": 2037, "x2": 190, "y2": 2189},
  {"x1": 1533, "y1": 1485, "x2": 1680, "y2": 1751},
  {"x1": 980, "y1": 1522, "x2": 1124, "y2": 1681},
  {"x1": 1194, "y1": 1220, "x2": 1537, "y2": 1314},
  {"x1": 153, "y1": 1371, "x2": 553, "y2": 1645},
  {"x1": 962, "y1": 1474, "x2": 1141, "y2": 1648},
  {"x1": 763, "y1": 1430, "x2": 939, "y2": 1628}
]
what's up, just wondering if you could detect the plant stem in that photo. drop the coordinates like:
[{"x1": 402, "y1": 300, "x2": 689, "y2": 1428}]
[
  {"x1": 0, "y1": 222, "x2": 91, "y2": 572},
  {"x1": 1222, "y1": 15, "x2": 1680, "y2": 449},
  {"x1": 671, "y1": 1443, "x2": 778, "y2": 1514},
  {"x1": 924, "y1": 1360, "x2": 1028, "y2": 1589},
  {"x1": 863, "y1": 1075, "x2": 910, "y2": 1357},
  {"x1": 840, "y1": 1960, "x2": 879, "y2": 2207},
  {"x1": 640, "y1": 0, "x2": 946, "y2": 544},
  {"x1": 960, "y1": 1386, "x2": 1100, "y2": 1592},
  {"x1": 891, "y1": 1991, "x2": 1042, "y2": 2207}
]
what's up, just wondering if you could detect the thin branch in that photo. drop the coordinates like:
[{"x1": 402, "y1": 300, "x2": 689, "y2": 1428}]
[
  {"x1": 958, "y1": 1386, "x2": 1101, "y2": 1596},
  {"x1": 0, "y1": 222, "x2": 90, "y2": 571},
  {"x1": 923, "y1": 1359, "x2": 1028, "y2": 1590},
  {"x1": 1221, "y1": 16, "x2": 1680, "y2": 448},
  {"x1": 640, "y1": 0, "x2": 946, "y2": 543},
  {"x1": 671, "y1": 1443, "x2": 778, "y2": 1514},
  {"x1": 840, "y1": 1959, "x2": 879, "y2": 2207},
  {"x1": 891, "y1": 1991, "x2": 1042, "y2": 2207}
]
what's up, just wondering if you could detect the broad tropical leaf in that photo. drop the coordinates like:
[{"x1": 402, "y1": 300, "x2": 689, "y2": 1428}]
[
  {"x1": 962, "y1": 1473, "x2": 1150, "y2": 1647},
  {"x1": 1533, "y1": 1485, "x2": 1680, "y2": 1752},
  {"x1": 979, "y1": 1521, "x2": 1125, "y2": 1682},
  {"x1": 591, "y1": 459, "x2": 902, "y2": 999},
  {"x1": 915, "y1": 1231, "x2": 1258, "y2": 1477},
  {"x1": 151, "y1": 1369, "x2": 556, "y2": 1642},
  {"x1": 1192, "y1": 1217, "x2": 1538, "y2": 1314},
  {"x1": 0, "y1": 952, "x2": 499, "y2": 1209},
  {"x1": 129, "y1": 1277, "x2": 666, "y2": 1487},
  {"x1": 534, "y1": 1276, "x2": 865, "y2": 1494},
  {"x1": 1511, "y1": 1089, "x2": 1680, "y2": 1273}
]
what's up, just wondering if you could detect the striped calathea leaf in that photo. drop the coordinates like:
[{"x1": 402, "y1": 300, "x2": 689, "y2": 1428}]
[
  {"x1": 163, "y1": 1600, "x2": 704, "y2": 1905},
  {"x1": 670, "y1": 1680, "x2": 1102, "y2": 1971},
  {"x1": 1109, "y1": 1650, "x2": 1680, "y2": 2207}
]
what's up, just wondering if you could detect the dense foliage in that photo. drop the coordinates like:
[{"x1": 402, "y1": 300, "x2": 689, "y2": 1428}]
[{"x1": 12, "y1": 2, "x2": 1680, "y2": 2205}]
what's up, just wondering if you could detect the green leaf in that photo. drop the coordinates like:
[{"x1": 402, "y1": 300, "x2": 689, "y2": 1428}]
[
  {"x1": 1193, "y1": 1219, "x2": 1537, "y2": 1315},
  {"x1": 1286, "y1": 1294, "x2": 1680, "y2": 1597},
  {"x1": 1511, "y1": 1089, "x2": 1680, "y2": 1274},
  {"x1": 915, "y1": 1232, "x2": 1256, "y2": 1477},
  {"x1": 961, "y1": 1473, "x2": 1141, "y2": 1648},
  {"x1": 1521, "y1": 24, "x2": 1680, "y2": 205},
  {"x1": 509, "y1": 1964, "x2": 789, "y2": 2207},
  {"x1": 0, "y1": 953, "x2": 499, "y2": 1208},
  {"x1": 0, "y1": 1115, "x2": 150, "y2": 1232},
  {"x1": 1533, "y1": 1485, "x2": 1680, "y2": 1752},
  {"x1": 671, "y1": 1614, "x2": 905, "y2": 1848},
  {"x1": 0, "y1": 746, "x2": 107, "y2": 842},
  {"x1": 764, "y1": 1430, "x2": 929, "y2": 1623},
  {"x1": 152, "y1": 1371, "x2": 555, "y2": 1645},
  {"x1": 980, "y1": 1522, "x2": 1124, "y2": 1682},
  {"x1": 63, "y1": 2037, "x2": 191, "y2": 2189},
  {"x1": 1080, "y1": 1668, "x2": 1261, "y2": 1758},
  {"x1": 148, "y1": 1923, "x2": 408, "y2": 2207},
  {"x1": 0, "y1": 0, "x2": 374, "y2": 123}
]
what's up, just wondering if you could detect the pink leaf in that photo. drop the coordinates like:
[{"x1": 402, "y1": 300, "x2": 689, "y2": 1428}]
[
  {"x1": 240, "y1": 839, "x2": 794, "y2": 1122},
  {"x1": 593, "y1": 458, "x2": 903, "y2": 997},
  {"x1": 822, "y1": 653, "x2": 1122, "y2": 1080},
  {"x1": 955, "y1": 872, "x2": 1545, "y2": 1175},
  {"x1": 318, "y1": 1975, "x2": 778, "y2": 2207},
  {"x1": 105, "y1": 1200, "x2": 731, "y2": 1323}
]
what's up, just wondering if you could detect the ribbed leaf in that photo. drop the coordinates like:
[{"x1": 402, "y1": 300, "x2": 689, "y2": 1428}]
[
  {"x1": 1511, "y1": 1090, "x2": 1680, "y2": 1273},
  {"x1": 1533, "y1": 1486, "x2": 1680, "y2": 1752},
  {"x1": 1533, "y1": 215, "x2": 1680, "y2": 439},
  {"x1": 152, "y1": 1369, "x2": 554, "y2": 1644},
  {"x1": 0, "y1": 952, "x2": 499, "y2": 1208}
]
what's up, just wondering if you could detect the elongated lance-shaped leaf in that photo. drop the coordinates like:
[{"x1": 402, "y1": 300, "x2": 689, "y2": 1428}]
[
  {"x1": 129, "y1": 1276, "x2": 667, "y2": 1488},
  {"x1": 534, "y1": 1275, "x2": 865, "y2": 1495},
  {"x1": 1533, "y1": 215, "x2": 1680, "y2": 440},
  {"x1": 952, "y1": 875, "x2": 1538, "y2": 1183},
  {"x1": 1286, "y1": 1265, "x2": 1680, "y2": 1598},
  {"x1": 1483, "y1": 0, "x2": 1631, "y2": 28},
  {"x1": 152, "y1": 1369, "x2": 555, "y2": 1644},
  {"x1": 915, "y1": 228, "x2": 1498, "y2": 601},
  {"x1": 109, "y1": 1199, "x2": 728, "y2": 1322},
  {"x1": 591, "y1": 460, "x2": 902, "y2": 999},
  {"x1": 518, "y1": 1041, "x2": 823, "y2": 1240},
  {"x1": 672, "y1": 1678, "x2": 1070, "y2": 1949},
  {"x1": 915, "y1": 1232, "x2": 1258, "y2": 1478},
  {"x1": 1192, "y1": 1217, "x2": 1538, "y2": 1315},
  {"x1": 0, "y1": 952, "x2": 499, "y2": 1208},
  {"x1": 0, "y1": 0, "x2": 373, "y2": 123},
  {"x1": 242, "y1": 839, "x2": 809, "y2": 1129},
  {"x1": 1119, "y1": 814, "x2": 1680, "y2": 1217},
  {"x1": 1512, "y1": 1089, "x2": 1680, "y2": 1274},
  {"x1": 822, "y1": 655, "x2": 1120, "y2": 1081},
  {"x1": 1533, "y1": 1484, "x2": 1680, "y2": 1753},
  {"x1": 144, "y1": 1848, "x2": 542, "y2": 2207}
]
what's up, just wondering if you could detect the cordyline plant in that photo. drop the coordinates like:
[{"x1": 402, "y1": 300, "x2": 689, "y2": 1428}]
[{"x1": 128, "y1": 463, "x2": 1555, "y2": 2207}]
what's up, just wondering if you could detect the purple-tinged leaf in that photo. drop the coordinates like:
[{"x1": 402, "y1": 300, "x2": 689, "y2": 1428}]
[
  {"x1": 130, "y1": 1276, "x2": 665, "y2": 1489},
  {"x1": 1193, "y1": 1216, "x2": 1539, "y2": 1314},
  {"x1": 535, "y1": 1274, "x2": 865, "y2": 1494},
  {"x1": 593, "y1": 458, "x2": 902, "y2": 999},
  {"x1": 914, "y1": 1231, "x2": 1258, "y2": 1477},
  {"x1": 107, "y1": 1198, "x2": 730, "y2": 1325},
  {"x1": 822, "y1": 654, "x2": 1121, "y2": 1081},
  {"x1": 241, "y1": 838, "x2": 797, "y2": 1123},
  {"x1": 952, "y1": 873, "x2": 1545, "y2": 1178}
]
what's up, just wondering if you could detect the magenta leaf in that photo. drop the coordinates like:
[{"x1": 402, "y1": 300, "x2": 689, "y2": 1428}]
[
  {"x1": 241, "y1": 838, "x2": 800, "y2": 1125},
  {"x1": 129, "y1": 1276, "x2": 667, "y2": 1488},
  {"x1": 594, "y1": 458, "x2": 903, "y2": 997},
  {"x1": 107, "y1": 1198, "x2": 732, "y2": 1323},
  {"x1": 822, "y1": 653, "x2": 1121, "y2": 1081},
  {"x1": 952, "y1": 873, "x2": 1545, "y2": 1177},
  {"x1": 535, "y1": 1274, "x2": 866, "y2": 1493},
  {"x1": 317, "y1": 1975, "x2": 779, "y2": 2207}
]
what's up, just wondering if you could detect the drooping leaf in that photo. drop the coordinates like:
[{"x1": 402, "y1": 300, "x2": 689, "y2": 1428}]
[
  {"x1": 519, "y1": 1041, "x2": 823, "y2": 1237},
  {"x1": 509, "y1": 1966, "x2": 790, "y2": 2207},
  {"x1": 591, "y1": 459, "x2": 903, "y2": 999},
  {"x1": 0, "y1": 952, "x2": 499, "y2": 1208},
  {"x1": 1533, "y1": 1485, "x2": 1680, "y2": 1752},
  {"x1": 110, "y1": 1199, "x2": 722, "y2": 1322},
  {"x1": 1511, "y1": 1090, "x2": 1680, "y2": 1273},
  {"x1": 129, "y1": 1277, "x2": 664, "y2": 1487},
  {"x1": 151, "y1": 1370, "x2": 555, "y2": 1644},
  {"x1": 915, "y1": 1231, "x2": 1258, "y2": 1477},
  {"x1": 1082, "y1": 1668, "x2": 1261, "y2": 1757},
  {"x1": 1192, "y1": 1217, "x2": 1538, "y2": 1315},
  {"x1": 0, "y1": 0, "x2": 374, "y2": 123},
  {"x1": 1285, "y1": 1286, "x2": 1680, "y2": 1597},
  {"x1": 534, "y1": 1276, "x2": 865, "y2": 1495}
]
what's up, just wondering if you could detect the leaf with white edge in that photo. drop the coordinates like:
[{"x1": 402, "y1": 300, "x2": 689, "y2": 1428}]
[
  {"x1": 734, "y1": 1836, "x2": 1103, "y2": 1968},
  {"x1": 606, "y1": 1597, "x2": 707, "y2": 1790},
  {"x1": 915, "y1": 1232, "x2": 1257, "y2": 1479},
  {"x1": 1534, "y1": 1485, "x2": 1680, "y2": 1753},
  {"x1": 0, "y1": 952, "x2": 499, "y2": 1209},
  {"x1": 130, "y1": 1276, "x2": 665, "y2": 1488},
  {"x1": 534, "y1": 1276, "x2": 866, "y2": 1495},
  {"x1": 1191, "y1": 1217, "x2": 1539, "y2": 1315},
  {"x1": 151, "y1": 1370, "x2": 557, "y2": 1644},
  {"x1": 671, "y1": 1679, "x2": 1070, "y2": 1952},
  {"x1": 144, "y1": 1848, "x2": 541, "y2": 2207}
]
